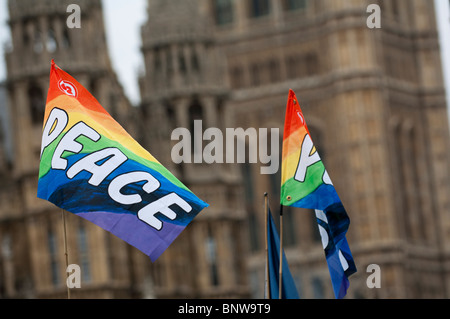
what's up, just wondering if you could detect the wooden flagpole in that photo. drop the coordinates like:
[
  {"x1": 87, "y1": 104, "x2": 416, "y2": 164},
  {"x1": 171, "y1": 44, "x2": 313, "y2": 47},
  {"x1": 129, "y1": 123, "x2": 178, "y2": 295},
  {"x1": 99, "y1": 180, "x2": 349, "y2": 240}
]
[
  {"x1": 61, "y1": 209, "x2": 71, "y2": 299},
  {"x1": 279, "y1": 204, "x2": 284, "y2": 299},
  {"x1": 264, "y1": 193, "x2": 270, "y2": 299}
]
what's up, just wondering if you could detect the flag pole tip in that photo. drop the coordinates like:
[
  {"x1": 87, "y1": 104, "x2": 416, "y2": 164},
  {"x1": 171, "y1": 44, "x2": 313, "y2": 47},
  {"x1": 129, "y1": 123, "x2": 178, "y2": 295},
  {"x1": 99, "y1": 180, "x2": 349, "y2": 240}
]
[
  {"x1": 264, "y1": 192, "x2": 268, "y2": 197},
  {"x1": 51, "y1": 59, "x2": 58, "y2": 70}
]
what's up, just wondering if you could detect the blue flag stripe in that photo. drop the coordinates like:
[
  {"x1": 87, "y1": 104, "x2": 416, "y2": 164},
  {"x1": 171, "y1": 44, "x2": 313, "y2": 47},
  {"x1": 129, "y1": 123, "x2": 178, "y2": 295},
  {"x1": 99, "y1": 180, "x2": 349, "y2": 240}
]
[
  {"x1": 267, "y1": 208, "x2": 299, "y2": 299},
  {"x1": 315, "y1": 207, "x2": 357, "y2": 299}
]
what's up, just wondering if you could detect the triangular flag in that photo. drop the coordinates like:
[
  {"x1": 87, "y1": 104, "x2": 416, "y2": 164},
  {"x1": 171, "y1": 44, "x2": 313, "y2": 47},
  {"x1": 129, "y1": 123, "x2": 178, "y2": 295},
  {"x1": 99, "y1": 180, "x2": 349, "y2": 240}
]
[{"x1": 280, "y1": 89, "x2": 356, "y2": 298}]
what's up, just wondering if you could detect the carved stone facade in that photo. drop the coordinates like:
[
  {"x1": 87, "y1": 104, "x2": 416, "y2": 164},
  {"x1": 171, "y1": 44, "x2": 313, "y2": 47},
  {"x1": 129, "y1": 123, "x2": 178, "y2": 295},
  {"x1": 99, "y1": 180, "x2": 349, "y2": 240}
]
[
  {"x1": 0, "y1": 0, "x2": 449, "y2": 299},
  {"x1": 205, "y1": 0, "x2": 450, "y2": 298},
  {"x1": 138, "y1": 1, "x2": 249, "y2": 299},
  {"x1": 140, "y1": 0, "x2": 450, "y2": 299},
  {"x1": 0, "y1": 0, "x2": 151, "y2": 299}
]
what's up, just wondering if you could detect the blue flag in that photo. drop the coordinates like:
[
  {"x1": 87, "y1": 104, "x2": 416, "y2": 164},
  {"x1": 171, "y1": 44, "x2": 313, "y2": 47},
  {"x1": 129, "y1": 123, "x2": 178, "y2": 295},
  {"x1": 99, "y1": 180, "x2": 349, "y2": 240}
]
[
  {"x1": 315, "y1": 206, "x2": 356, "y2": 299},
  {"x1": 267, "y1": 208, "x2": 299, "y2": 299}
]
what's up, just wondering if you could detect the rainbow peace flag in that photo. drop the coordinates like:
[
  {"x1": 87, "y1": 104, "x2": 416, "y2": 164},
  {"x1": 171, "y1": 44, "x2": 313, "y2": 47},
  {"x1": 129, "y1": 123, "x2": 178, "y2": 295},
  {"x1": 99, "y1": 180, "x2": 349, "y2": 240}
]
[
  {"x1": 281, "y1": 89, "x2": 356, "y2": 298},
  {"x1": 38, "y1": 61, "x2": 208, "y2": 262}
]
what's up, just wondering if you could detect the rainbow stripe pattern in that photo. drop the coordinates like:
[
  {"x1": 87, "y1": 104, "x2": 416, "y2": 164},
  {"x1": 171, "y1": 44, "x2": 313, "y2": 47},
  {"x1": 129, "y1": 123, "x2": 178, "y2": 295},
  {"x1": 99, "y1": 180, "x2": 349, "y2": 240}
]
[
  {"x1": 281, "y1": 89, "x2": 356, "y2": 298},
  {"x1": 38, "y1": 61, "x2": 208, "y2": 262}
]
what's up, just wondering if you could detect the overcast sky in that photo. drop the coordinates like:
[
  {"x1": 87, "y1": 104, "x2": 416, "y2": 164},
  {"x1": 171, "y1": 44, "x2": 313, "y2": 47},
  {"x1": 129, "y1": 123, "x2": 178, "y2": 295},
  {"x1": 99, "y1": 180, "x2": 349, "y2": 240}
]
[
  {"x1": 102, "y1": 0, "x2": 147, "y2": 105},
  {"x1": 0, "y1": 0, "x2": 449, "y2": 116}
]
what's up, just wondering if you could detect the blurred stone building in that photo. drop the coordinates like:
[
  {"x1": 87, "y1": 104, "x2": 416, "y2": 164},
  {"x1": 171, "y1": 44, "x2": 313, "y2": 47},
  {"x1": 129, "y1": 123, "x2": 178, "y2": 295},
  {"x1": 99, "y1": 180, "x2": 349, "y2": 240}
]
[
  {"x1": 0, "y1": 0, "x2": 150, "y2": 298},
  {"x1": 0, "y1": 0, "x2": 449, "y2": 299}
]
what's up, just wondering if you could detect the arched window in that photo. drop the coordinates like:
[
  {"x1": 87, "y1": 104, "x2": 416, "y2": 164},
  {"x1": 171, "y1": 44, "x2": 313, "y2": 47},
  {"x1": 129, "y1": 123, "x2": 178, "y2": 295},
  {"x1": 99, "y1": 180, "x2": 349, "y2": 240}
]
[
  {"x1": 189, "y1": 100, "x2": 204, "y2": 157},
  {"x1": 33, "y1": 30, "x2": 44, "y2": 54},
  {"x1": 390, "y1": 0, "x2": 400, "y2": 21},
  {"x1": 23, "y1": 28, "x2": 30, "y2": 48},
  {"x1": 191, "y1": 46, "x2": 200, "y2": 72},
  {"x1": 405, "y1": 125, "x2": 426, "y2": 242},
  {"x1": 268, "y1": 59, "x2": 281, "y2": 82},
  {"x1": 214, "y1": 0, "x2": 234, "y2": 25},
  {"x1": 188, "y1": 100, "x2": 203, "y2": 122},
  {"x1": 250, "y1": 63, "x2": 261, "y2": 86},
  {"x1": 28, "y1": 85, "x2": 45, "y2": 125},
  {"x1": 392, "y1": 119, "x2": 428, "y2": 243},
  {"x1": 285, "y1": 55, "x2": 300, "y2": 79},
  {"x1": 391, "y1": 121, "x2": 412, "y2": 239},
  {"x1": 178, "y1": 50, "x2": 187, "y2": 75},
  {"x1": 62, "y1": 28, "x2": 71, "y2": 48},
  {"x1": 230, "y1": 65, "x2": 244, "y2": 88},
  {"x1": 305, "y1": 53, "x2": 319, "y2": 76},
  {"x1": 165, "y1": 48, "x2": 173, "y2": 80},
  {"x1": 284, "y1": 0, "x2": 308, "y2": 11},
  {"x1": 205, "y1": 224, "x2": 219, "y2": 286},
  {"x1": 77, "y1": 222, "x2": 91, "y2": 283},
  {"x1": 249, "y1": 0, "x2": 270, "y2": 18},
  {"x1": 153, "y1": 47, "x2": 162, "y2": 75}
]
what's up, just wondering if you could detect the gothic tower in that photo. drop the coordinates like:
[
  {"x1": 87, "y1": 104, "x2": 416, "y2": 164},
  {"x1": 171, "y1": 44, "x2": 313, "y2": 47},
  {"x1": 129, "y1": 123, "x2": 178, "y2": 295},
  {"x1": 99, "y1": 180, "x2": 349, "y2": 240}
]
[
  {"x1": 1, "y1": 0, "x2": 150, "y2": 298},
  {"x1": 139, "y1": 0, "x2": 249, "y2": 298},
  {"x1": 203, "y1": 0, "x2": 450, "y2": 298}
]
